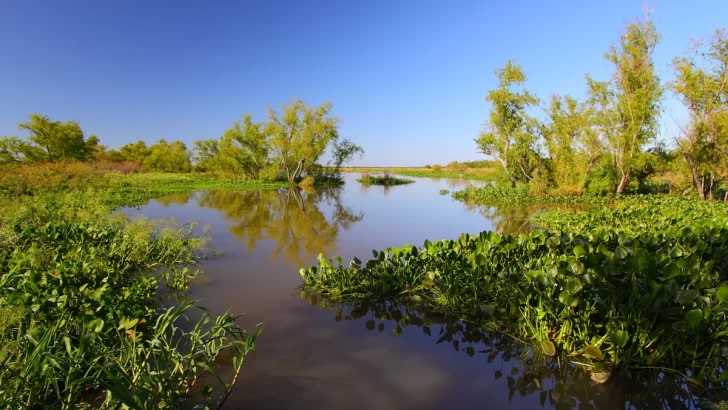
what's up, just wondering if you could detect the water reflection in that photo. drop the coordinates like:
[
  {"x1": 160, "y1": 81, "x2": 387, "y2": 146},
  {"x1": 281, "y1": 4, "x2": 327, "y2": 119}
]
[
  {"x1": 307, "y1": 294, "x2": 716, "y2": 410},
  {"x1": 196, "y1": 188, "x2": 364, "y2": 265}
]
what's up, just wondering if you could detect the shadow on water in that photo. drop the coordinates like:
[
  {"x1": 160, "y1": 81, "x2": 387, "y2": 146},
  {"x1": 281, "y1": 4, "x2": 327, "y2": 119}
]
[{"x1": 303, "y1": 294, "x2": 717, "y2": 410}]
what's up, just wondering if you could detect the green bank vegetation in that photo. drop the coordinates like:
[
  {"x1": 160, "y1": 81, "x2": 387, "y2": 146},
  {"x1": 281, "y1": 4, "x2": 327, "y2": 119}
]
[
  {"x1": 0, "y1": 170, "x2": 266, "y2": 408},
  {"x1": 474, "y1": 25, "x2": 728, "y2": 199},
  {"x1": 1, "y1": 100, "x2": 364, "y2": 185}
]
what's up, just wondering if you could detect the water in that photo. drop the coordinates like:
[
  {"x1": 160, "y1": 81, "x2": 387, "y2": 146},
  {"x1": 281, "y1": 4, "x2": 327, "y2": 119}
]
[{"x1": 128, "y1": 174, "x2": 705, "y2": 410}]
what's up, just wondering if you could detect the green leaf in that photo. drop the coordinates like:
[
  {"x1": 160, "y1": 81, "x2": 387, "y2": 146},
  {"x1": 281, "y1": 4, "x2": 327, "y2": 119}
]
[
  {"x1": 583, "y1": 344, "x2": 604, "y2": 360},
  {"x1": 393, "y1": 325, "x2": 402, "y2": 337},
  {"x1": 573, "y1": 246, "x2": 586, "y2": 257},
  {"x1": 566, "y1": 277, "x2": 583, "y2": 295},
  {"x1": 570, "y1": 260, "x2": 585, "y2": 275},
  {"x1": 676, "y1": 289, "x2": 699, "y2": 306},
  {"x1": 475, "y1": 254, "x2": 487, "y2": 266},
  {"x1": 685, "y1": 309, "x2": 702, "y2": 330},
  {"x1": 610, "y1": 330, "x2": 628, "y2": 347},
  {"x1": 716, "y1": 285, "x2": 728, "y2": 303},
  {"x1": 664, "y1": 262, "x2": 681, "y2": 278},
  {"x1": 537, "y1": 340, "x2": 556, "y2": 356},
  {"x1": 672, "y1": 320, "x2": 687, "y2": 332},
  {"x1": 615, "y1": 246, "x2": 629, "y2": 260}
]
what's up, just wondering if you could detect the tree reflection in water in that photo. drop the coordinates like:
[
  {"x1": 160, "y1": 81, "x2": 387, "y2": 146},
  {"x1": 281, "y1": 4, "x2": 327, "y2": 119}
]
[
  {"x1": 302, "y1": 293, "x2": 722, "y2": 410},
  {"x1": 197, "y1": 188, "x2": 364, "y2": 265}
]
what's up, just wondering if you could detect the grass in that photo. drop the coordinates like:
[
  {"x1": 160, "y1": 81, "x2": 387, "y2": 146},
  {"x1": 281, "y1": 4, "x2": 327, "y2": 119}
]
[
  {"x1": 299, "y1": 195, "x2": 728, "y2": 389},
  {"x1": 0, "y1": 169, "x2": 263, "y2": 408}
]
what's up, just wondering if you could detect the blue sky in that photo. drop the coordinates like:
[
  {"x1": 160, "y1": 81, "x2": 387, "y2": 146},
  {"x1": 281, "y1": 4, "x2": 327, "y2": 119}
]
[{"x1": 1, "y1": 0, "x2": 726, "y2": 166}]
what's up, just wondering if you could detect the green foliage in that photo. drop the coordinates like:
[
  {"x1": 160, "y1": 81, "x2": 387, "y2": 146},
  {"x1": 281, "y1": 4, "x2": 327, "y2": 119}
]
[
  {"x1": 671, "y1": 29, "x2": 728, "y2": 200},
  {"x1": 439, "y1": 189, "x2": 450, "y2": 195},
  {"x1": 0, "y1": 191, "x2": 261, "y2": 408},
  {"x1": 192, "y1": 101, "x2": 362, "y2": 184},
  {"x1": 0, "y1": 114, "x2": 99, "y2": 163},
  {"x1": 542, "y1": 95, "x2": 601, "y2": 194},
  {"x1": 358, "y1": 173, "x2": 414, "y2": 186},
  {"x1": 588, "y1": 20, "x2": 663, "y2": 194},
  {"x1": 143, "y1": 139, "x2": 192, "y2": 173},
  {"x1": 476, "y1": 61, "x2": 540, "y2": 185},
  {"x1": 119, "y1": 140, "x2": 152, "y2": 163},
  {"x1": 300, "y1": 196, "x2": 728, "y2": 383},
  {"x1": 432, "y1": 164, "x2": 442, "y2": 172},
  {"x1": 452, "y1": 184, "x2": 606, "y2": 205}
]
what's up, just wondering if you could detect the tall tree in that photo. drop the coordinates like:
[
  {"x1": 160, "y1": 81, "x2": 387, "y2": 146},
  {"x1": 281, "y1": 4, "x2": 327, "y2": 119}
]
[
  {"x1": 266, "y1": 100, "x2": 339, "y2": 183},
  {"x1": 143, "y1": 139, "x2": 192, "y2": 172},
  {"x1": 218, "y1": 114, "x2": 270, "y2": 179},
  {"x1": 120, "y1": 140, "x2": 152, "y2": 162},
  {"x1": 476, "y1": 61, "x2": 540, "y2": 186},
  {"x1": 590, "y1": 20, "x2": 663, "y2": 195},
  {"x1": 543, "y1": 94, "x2": 602, "y2": 194},
  {"x1": 0, "y1": 114, "x2": 98, "y2": 162},
  {"x1": 670, "y1": 29, "x2": 728, "y2": 200}
]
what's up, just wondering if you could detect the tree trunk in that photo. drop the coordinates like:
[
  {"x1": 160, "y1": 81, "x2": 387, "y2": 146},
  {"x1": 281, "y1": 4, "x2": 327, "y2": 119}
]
[
  {"x1": 615, "y1": 171, "x2": 630, "y2": 195},
  {"x1": 694, "y1": 172, "x2": 707, "y2": 201}
]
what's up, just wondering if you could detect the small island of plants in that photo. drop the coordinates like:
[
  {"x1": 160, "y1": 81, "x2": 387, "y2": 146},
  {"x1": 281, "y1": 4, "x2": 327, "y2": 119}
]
[{"x1": 357, "y1": 171, "x2": 414, "y2": 186}]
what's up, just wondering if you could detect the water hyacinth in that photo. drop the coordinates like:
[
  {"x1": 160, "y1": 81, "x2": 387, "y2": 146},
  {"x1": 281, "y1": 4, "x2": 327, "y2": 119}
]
[{"x1": 300, "y1": 196, "x2": 728, "y2": 386}]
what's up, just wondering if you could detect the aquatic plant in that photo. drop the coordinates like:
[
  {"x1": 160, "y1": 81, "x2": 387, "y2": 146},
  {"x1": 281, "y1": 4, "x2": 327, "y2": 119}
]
[
  {"x1": 0, "y1": 190, "x2": 261, "y2": 408},
  {"x1": 300, "y1": 197, "x2": 728, "y2": 385},
  {"x1": 357, "y1": 173, "x2": 414, "y2": 186}
]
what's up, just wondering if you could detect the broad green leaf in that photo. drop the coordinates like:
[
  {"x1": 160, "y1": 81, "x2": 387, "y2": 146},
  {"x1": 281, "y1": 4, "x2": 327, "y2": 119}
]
[
  {"x1": 685, "y1": 309, "x2": 702, "y2": 329},
  {"x1": 716, "y1": 285, "x2": 728, "y2": 303},
  {"x1": 676, "y1": 289, "x2": 699, "y2": 306},
  {"x1": 583, "y1": 344, "x2": 604, "y2": 360},
  {"x1": 537, "y1": 340, "x2": 556, "y2": 356},
  {"x1": 615, "y1": 246, "x2": 629, "y2": 260},
  {"x1": 610, "y1": 330, "x2": 628, "y2": 347},
  {"x1": 573, "y1": 246, "x2": 587, "y2": 257}
]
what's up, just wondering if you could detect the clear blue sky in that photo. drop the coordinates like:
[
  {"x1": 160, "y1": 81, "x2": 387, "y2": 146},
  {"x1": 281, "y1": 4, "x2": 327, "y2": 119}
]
[{"x1": 1, "y1": 0, "x2": 726, "y2": 166}]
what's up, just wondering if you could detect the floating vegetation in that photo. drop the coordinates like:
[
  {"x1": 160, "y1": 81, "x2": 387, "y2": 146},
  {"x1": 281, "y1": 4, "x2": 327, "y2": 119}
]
[
  {"x1": 439, "y1": 189, "x2": 450, "y2": 195},
  {"x1": 300, "y1": 196, "x2": 728, "y2": 386},
  {"x1": 358, "y1": 172, "x2": 414, "y2": 186}
]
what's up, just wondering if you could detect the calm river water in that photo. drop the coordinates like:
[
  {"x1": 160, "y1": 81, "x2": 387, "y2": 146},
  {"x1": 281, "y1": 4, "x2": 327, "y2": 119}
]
[{"x1": 128, "y1": 173, "x2": 701, "y2": 410}]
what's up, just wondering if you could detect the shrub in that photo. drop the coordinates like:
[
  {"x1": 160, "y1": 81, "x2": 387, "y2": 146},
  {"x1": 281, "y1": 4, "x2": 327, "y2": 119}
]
[{"x1": 432, "y1": 164, "x2": 443, "y2": 172}]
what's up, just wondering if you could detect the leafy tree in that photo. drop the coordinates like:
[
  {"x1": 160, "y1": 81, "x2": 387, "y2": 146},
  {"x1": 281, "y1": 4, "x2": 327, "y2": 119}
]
[
  {"x1": 671, "y1": 29, "x2": 728, "y2": 200},
  {"x1": 218, "y1": 114, "x2": 270, "y2": 179},
  {"x1": 119, "y1": 141, "x2": 152, "y2": 162},
  {"x1": 542, "y1": 94, "x2": 602, "y2": 194},
  {"x1": 143, "y1": 139, "x2": 192, "y2": 172},
  {"x1": 476, "y1": 61, "x2": 540, "y2": 186},
  {"x1": 589, "y1": 20, "x2": 663, "y2": 195},
  {"x1": 0, "y1": 114, "x2": 98, "y2": 163},
  {"x1": 192, "y1": 139, "x2": 220, "y2": 172},
  {"x1": 266, "y1": 100, "x2": 339, "y2": 183}
]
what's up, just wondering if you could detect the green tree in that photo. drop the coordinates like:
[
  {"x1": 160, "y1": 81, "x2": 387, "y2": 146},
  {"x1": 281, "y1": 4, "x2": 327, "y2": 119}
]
[
  {"x1": 589, "y1": 20, "x2": 663, "y2": 195},
  {"x1": 542, "y1": 94, "x2": 602, "y2": 194},
  {"x1": 0, "y1": 114, "x2": 98, "y2": 162},
  {"x1": 218, "y1": 114, "x2": 270, "y2": 179},
  {"x1": 120, "y1": 140, "x2": 152, "y2": 162},
  {"x1": 143, "y1": 139, "x2": 192, "y2": 172},
  {"x1": 670, "y1": 29, "x2": 728, "y2": 200},
  {"x1": 476, "y1": 61, "x2": 540, "y2": 186},
  {"x1": 266, "y1": 100, "x2": 339, "y2": 183},
  {"x1": 192, "y1": 139, "x2": 220, "y2": 172}
]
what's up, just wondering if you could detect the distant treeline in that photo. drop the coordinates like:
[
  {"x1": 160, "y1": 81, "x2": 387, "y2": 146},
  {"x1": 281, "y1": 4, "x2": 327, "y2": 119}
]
[{"x1": 0, "y1": 100, "x2": 363, "y2": 184}]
